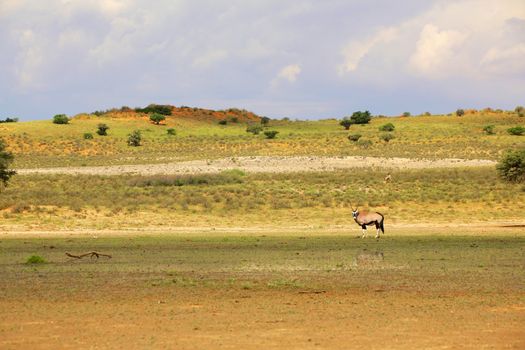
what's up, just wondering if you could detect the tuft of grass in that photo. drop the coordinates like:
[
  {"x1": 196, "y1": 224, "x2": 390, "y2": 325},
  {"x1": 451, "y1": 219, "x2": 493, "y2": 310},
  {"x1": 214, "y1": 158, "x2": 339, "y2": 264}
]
[{"x1": 26, "y1": 255, "x2": 46, "y2": 264}]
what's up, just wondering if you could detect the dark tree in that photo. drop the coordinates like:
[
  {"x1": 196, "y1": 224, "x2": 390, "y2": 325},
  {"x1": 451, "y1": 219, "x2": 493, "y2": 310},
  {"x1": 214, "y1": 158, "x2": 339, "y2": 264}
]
[
  {"x1": 0, "y1": 138, "x2": 16, "y2": 186},
  {"x1": 97, "y1": 123, "x2": 109, "y2": 136},
  {"x1": 456, "y1": 109, "x2": 465, "y2": 117},
  {"x1": 150, "y1": 113, "x2": 166, "y2": 125},
  {"x1": 349, "y1": 111, "x2": 372, "y2": 124},
  {"x1": 260, "y1": 117, "x2": 270, "y2": 126},
  {"x1": 340, "y1": 118, "x2": 353, "y2": 130}
]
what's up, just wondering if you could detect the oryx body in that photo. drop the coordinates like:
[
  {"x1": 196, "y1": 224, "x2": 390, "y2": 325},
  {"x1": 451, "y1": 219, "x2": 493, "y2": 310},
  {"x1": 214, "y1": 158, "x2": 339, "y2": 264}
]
[{"x1": 352, "y1": 209, "x2": 385, "y2": 238}]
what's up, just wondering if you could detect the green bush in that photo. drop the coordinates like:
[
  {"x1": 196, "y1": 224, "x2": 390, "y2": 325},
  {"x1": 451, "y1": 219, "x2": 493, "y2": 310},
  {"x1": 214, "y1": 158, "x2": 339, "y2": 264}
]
[
  {"x1": 497, "y1": 149, "x2": 525, "y2": 183},
  {"x1": 350, "y1": 111, "x2": 372, "y2": 125},
  {"x1": 507, "y1": 126, "x2": 525, "y2": 136},
  {"x1": 483, "y1": 125, "x2": 495, "y2": 135},
  {"x1": 52, "y1": 114, "x2": 69, "y2": 124},
  {"x1": 347, "y1": 134, "x2": 362, "y2": 142},
  {"x1": 128, "y1": 130, "x2": 142, "y2": 146},
  {"x1": 26, "y1": 255, "x2": 46, "y2": 264},
  {"x1": 246, "y1": 124, "x2": 263, "y2": 135},
  {"x1": 339, "y1": 118, "x2": 352, "y2": 130},
  {"x1": 264, "y1": 130, "x2": 279, "y2": 139},
  {"x1": 380, "y1": 133, "x2": 395, "y2": 142},
  {"x1": 167, "y1": 128, "x2": 176, "y2": 136},
  {"x1": 83, "y1": 133, "x2": 94, "y2": 140},
  {"x1": 150, "y1": 113, "x2": 166, "y2": 125},
  {"x1": 97, "y1": 123, "x2": 109, "y2": 136},
  {"x1": 379, "y1": 123, "x2": 395, "y2": 132},
  {"x1": 402, "y1": 112, "x2": 411, "y2": 117},
  {"x1": 456, "y1": 109, "x2": 465, "y2": 117},
  {"x1": 261, "y1": 116, "x2": 270, "y2": 126},
  {"x1": 0, "y1": 117, "x2": 18, "y2": 123}
]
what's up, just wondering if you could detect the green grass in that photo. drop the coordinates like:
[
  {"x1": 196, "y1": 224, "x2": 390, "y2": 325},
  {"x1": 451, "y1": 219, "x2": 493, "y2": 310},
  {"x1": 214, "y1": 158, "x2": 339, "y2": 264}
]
[
  {"x1": 2, "y1": 112, "x2": 524, "y2": 168},
  {"x1": 25, "y1": 255, "x2": 47, "y2": 264},
  {"x1": 1, "y1": 167, "x2": 524, "y2": 230}
]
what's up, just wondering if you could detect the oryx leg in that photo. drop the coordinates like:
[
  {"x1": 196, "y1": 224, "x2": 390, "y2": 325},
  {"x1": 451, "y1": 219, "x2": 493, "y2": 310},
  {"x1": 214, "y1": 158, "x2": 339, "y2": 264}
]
[
  {"x1": 375, "y1": 222, "x2": 380, "y2": 239},
  {"x1": 361, "y1": 225, "x2": 367, "y2": 238}
]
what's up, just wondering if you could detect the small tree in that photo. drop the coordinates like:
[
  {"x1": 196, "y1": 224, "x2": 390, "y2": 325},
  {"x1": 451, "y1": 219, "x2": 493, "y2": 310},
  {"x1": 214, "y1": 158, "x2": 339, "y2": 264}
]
[
  {"x1": 97, "y1": 123, "x2": 109, "y2": 136},
  {"x1": 53, "y1": 114, "x2": 69, "y2": 124},
  {"x1": 379, "y1": 123, "x2": 395, "y2": 132},
  {"x1": 507, "y1": 126, "x2": 525, "y2": 136},
  {"x1": 260, "y1": 116, "x2": 270, "y2": 126},
  {"x1": 246, "y1": 124, "x2": 263, "y2": 135},
  {"x1": 402, "y1": 112, "x2": 411, "y2": 117},
  {"x1": 0, "y1": 138, "x2": 16, "y2": 187},
  {"x1": 167, "y1": 128, "x2": 176, "y2": 136},
  {"x1": 340, "y1": 118, "x2": 353, "y2": 130},
  {"x1": 150, "y1": 113, "x2": 166, "y2": 125},
  {"x1": 128, "y1": 130, "x2": 142, "y2": 146},
  {"x1": 348, "y1": 134, "x2": 362, "y2": 142},
  {"x1": 497, "y1": 149, "x2": 525, "y2": 183},
  {"x1": 456, "y1": 109, "x2": 465, "y2": 117},
  {"x1": 264, "y1": 130, "x2": 279, "y2": 139},
  {"x1": 482, "y1": 125, "x2": 495, "y2": 135}
]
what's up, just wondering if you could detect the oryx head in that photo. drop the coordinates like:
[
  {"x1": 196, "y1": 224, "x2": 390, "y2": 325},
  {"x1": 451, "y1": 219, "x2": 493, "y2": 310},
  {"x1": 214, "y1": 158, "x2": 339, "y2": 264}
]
[{"x1": 351, "y1": 204, "x2": 359, "y2": 219}]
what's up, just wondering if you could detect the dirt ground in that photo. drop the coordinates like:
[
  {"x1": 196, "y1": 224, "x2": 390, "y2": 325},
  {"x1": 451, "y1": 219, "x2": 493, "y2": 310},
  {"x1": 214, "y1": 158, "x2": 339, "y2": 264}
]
[
  {"x1": 15, "y1": 156, "x2": 496, "y2": 176},
  {"x1": 0, "y1": 234, "x2": 523, "y2": 349}
]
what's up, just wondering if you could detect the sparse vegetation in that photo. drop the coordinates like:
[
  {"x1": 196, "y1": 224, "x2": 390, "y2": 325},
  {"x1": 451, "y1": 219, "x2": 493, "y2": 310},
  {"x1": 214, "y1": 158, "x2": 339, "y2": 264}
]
[
  {"x1": 83, "y1": 133, "x2": 94, "y2": 140},
  {"x1": 483, "y1": 125, "x2": 495, "y2": 135},
  {"x1": 167, "y1": 128, "x2": 176, "y2": 136},
  {"x1": 25, "y1": 255, "x2": 46, "y2": 264},
  {"x1": 380, "y1": 133, "x2": 395, "y2": 142},
  {"x1": 52, "y1": 114, "x2": 69, "y2": 124},
  {"x1": 135, "y1": 104, "x2": 172, "y2": 116}
]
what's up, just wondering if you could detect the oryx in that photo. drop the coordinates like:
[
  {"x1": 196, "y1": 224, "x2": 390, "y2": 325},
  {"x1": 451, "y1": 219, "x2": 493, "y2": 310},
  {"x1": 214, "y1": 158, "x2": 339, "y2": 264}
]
[{"x1": 351, "y1": 205, "x2": 385, "y2": 239}]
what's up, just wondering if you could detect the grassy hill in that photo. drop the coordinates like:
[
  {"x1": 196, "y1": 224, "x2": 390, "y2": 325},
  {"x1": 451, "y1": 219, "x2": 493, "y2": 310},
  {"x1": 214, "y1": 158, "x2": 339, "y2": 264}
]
[{"x1": 1, "y1": 107, "x2": 524, "y2": 168}]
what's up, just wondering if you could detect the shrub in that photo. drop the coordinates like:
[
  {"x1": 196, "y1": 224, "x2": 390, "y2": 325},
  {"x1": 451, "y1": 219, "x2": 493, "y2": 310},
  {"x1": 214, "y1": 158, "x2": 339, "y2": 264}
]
[
  {"x1": 264, "y1": 130, "x2": 279, "y2": 139},
  {"x1": 456, "y1": 109, "x2": 465, "y2": 117},
  {"x1": 507, "y1": 126, "x2": 525, "y2": 136},
  {"x1": 167, "y1": 128, "x2": 176, "y2": 136},
  {"x1": 83, "y1": 133, "x2": 94, "y2": 140},
  {"x1": 97, "y1": 123, "x2": 109, "y2": 136},
  {"x1": 230, "y1": 117, "x2": 239, "y2": 123},
  {"x1": 128, "y1": 130, "x2": 142, "y2": 146},
  {"x1": 135, "y1": 104, "x2": 172, "y2": 115},
  {"x1": 348, "y1": 134, "x2": 362, "y2": 142},
  {"x1": 0, "y1": 138, "x2": 16, "y2": 186},
  {"x1": 357, "y1": 139, "x2": 373, "y2": 148},
  {"x1": 150, "y1": 113, "x2": 166, "y2": 125},
  {"x1": 379, "y1": 123, "x2": 395, "y2": 132},
  {"x1": 380, "y1": 133, "x2": 395, "y2": 142},
  {"x1": 0, "y1": 117, "x2": 18, "y2": 123},
  {"x1": 52, "y1": 114, "x2": 69, "y2": 124},
  {"x1": 515, "y1": 106, "x2": 524, "y2": 113},
  {"x1": 423, "y1": 112, "x2": 431, "y2": 116},
  {"x1": 497, "y1": 149, "x2": 525, "y2": 183},
  {"x1": 402, "y1": 112, "x2": 411, "y2": 117},
  {"x1": 26, "y1": 255, "x2": 46, "y2": 264},
  {"x1": 350, "y1": 111, "x2": 372, "y2": 125},
  {"x1": 246, "y1": 124, "x2": 263, "y2": 135},
  {"x1": 218, "y1": 120, "x2": 227, "y2": 125},
  {"x1": 482, "y1": 125, "x2": 495, "y2": 135}
]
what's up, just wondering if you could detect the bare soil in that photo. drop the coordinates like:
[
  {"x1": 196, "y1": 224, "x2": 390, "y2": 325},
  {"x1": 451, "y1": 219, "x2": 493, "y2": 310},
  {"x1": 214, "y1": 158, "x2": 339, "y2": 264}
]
[{"x1": 15, "y1": 156, "x2": 496, "y2": 176}]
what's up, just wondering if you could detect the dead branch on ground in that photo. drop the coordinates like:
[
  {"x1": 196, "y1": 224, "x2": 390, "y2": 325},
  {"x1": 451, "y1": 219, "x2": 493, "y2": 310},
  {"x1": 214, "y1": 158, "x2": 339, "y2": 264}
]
[{"x1": 65, "y1": 252, "x2": 112, "y2": 260}]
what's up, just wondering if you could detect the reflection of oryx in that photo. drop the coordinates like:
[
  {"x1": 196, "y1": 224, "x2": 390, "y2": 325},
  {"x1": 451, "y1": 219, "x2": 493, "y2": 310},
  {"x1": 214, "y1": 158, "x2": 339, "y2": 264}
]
[{"x1": 351, "y1": 205, "x2": 385, "y2": 239}]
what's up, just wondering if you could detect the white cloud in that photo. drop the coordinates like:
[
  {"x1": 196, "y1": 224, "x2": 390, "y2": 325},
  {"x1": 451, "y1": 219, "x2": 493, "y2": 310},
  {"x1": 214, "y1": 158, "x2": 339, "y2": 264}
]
[
  {"x1": 277, "y1": 64, "x2": 301, "y2": 82},
  {"x1": 409, "y1": 24, "x2": 468, "y2": 78},
  {"x1": 481, "y1": 43, "x2": 525, "y2": 75}
]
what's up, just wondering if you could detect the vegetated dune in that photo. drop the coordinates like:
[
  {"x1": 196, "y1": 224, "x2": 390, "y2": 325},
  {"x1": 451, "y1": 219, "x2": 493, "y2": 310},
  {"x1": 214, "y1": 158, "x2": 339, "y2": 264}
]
[{"x1": 16, "y1": 155, "x2": 496, "y2": 176}]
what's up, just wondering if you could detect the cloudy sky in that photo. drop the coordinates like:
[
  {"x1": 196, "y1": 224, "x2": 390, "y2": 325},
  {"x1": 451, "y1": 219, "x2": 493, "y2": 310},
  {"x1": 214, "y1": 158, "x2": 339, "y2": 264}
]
[{"x1": 1, "y1": 0, "x2": 524, "y2": 120}]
